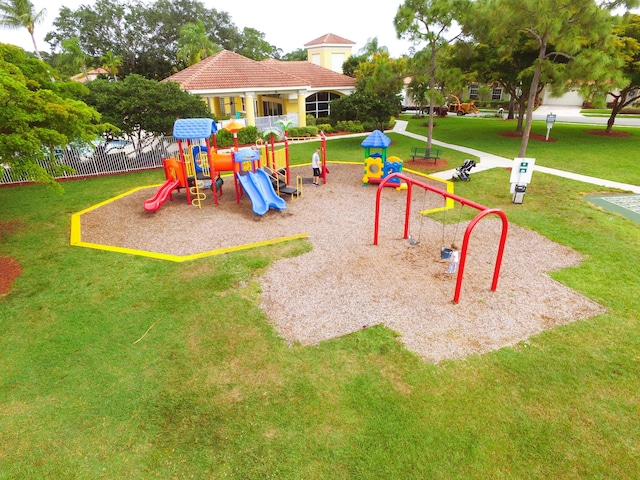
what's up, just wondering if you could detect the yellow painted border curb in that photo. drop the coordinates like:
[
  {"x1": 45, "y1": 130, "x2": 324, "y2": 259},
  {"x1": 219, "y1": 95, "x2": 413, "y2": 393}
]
[
  {"x1": 69, "y1": 162, "x2": 449, "y2": 262},
  {"x1": 70, "y1": 185, "x2": 309, "y2": 262}
]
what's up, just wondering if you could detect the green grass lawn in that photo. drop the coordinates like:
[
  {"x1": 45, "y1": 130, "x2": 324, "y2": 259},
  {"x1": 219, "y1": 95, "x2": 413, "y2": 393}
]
[
  {"x1": 581, "y1": 109, "x2": 640, "y2": 119},
  {"x1": 1, "y1": 118, "x2": 640, "y2": 478},
  {"x1": 402, "y1": 114, "x2": 640, "y2": 185}
]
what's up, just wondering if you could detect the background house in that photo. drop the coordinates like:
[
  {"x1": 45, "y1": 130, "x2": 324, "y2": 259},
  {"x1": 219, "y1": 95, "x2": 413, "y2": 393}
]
[{"x1": 164, "y1": 35, "x2": 357, "y2": 130}]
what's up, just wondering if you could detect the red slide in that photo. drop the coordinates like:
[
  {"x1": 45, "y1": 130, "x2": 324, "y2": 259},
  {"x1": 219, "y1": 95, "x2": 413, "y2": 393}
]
[{"x1": 144, "y1": 180, "x2": 180, "y2": 212}]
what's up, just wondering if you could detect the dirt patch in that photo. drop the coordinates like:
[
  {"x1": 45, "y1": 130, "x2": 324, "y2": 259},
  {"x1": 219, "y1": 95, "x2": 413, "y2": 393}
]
[
  {"x1": 0, "y1": 257, "x2": 21, "y2": 297},
  {"x1": 0, "y1": 220, "x2": 23, "y2": 239},
  {"x1": 0, "y1": 221, "x2": 24, "y2": 296},
  {"x1": 584, "y1": 129, "x2": 631, "y2": 138},
  {"x1": 404, "y1": 157, "x2": 450, "y2": 170},
  {"x1": 499, "y1": 131, "x2": 557, "y2": 142}
]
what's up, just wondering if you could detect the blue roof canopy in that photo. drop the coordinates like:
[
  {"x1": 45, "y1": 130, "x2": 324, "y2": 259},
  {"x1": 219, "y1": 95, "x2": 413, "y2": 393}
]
[
  {"x1": 361, "y1": 130, "x2": 391, "y2": 149},
  {"x1": 173, "y1": 118, "x2": 218, "y2": 140}
]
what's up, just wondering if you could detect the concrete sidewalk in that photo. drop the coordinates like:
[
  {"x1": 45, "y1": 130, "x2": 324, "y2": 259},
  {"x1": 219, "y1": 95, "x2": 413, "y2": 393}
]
[{"x1": 392, "y1": 120, "x2": 640, "y2": 193}]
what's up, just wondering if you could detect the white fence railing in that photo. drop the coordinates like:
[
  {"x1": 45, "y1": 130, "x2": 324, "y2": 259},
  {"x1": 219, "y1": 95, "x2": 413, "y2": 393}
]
[
  {"x1": 1, "y1": 116, "x2": 300, "y2": 186},
  {"x1": 254, "y1": 114, "x2": 299, "y2": 136},
  {"x1": 1, "y1": 136, "x2": 181, "y2": 185}
]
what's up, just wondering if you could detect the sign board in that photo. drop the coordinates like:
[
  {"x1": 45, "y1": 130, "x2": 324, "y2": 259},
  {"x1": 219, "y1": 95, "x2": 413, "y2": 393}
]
[
  {"x1": 545, "y1": 113, "x2": 556, "y2": 140},
  {"x1": 509, "y1": 157, "x2": 536, "y2": 193}
]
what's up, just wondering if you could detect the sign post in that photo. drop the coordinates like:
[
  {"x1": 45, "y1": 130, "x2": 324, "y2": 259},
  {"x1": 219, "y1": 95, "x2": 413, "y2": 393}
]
[{"x1": 545, "y1": 113, "x2": 556, "y2": 141}]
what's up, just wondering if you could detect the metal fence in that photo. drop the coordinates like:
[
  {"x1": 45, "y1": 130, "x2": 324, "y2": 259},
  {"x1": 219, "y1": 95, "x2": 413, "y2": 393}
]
[
  {"x1": 1, "y1": 136, "x2": 180, "y2": 185},
  {"x1": 254, "y1": 114, "x2": 299, "y2": 136},
  {"x1": 0, "y1": 114, "x2": 300, "y2": 186}
]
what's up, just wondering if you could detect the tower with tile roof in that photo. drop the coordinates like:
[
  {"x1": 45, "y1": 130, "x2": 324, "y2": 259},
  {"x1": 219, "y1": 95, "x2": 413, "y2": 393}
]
[{"x1": 304, "y1": 34, "x2": 356, "y2": 74}]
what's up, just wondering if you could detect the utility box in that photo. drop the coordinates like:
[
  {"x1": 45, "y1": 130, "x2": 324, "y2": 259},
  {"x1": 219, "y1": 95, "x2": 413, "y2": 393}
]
[{"x1": 513, "y1": 184, "x2": 526, "y2": 204}]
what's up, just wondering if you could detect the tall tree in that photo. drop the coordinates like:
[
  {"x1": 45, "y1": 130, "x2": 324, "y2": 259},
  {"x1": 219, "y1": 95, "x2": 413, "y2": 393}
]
[
  {"x1": 405, "y1": 45, "x2": 464, "y2": 116},
  {"x1": 602, "y1": 13, "x2": 640, "y2": 132},
  {"x1": 235, "y1": 27, "x2": 277, "y2": 61},
  {"x1": 280, "y1": 48, "x2": 307, "y2": 61},
  {"x1": 358, "y1": 37, "x2": 389, "y2": 59},
  {"x1": 46, "y1": 0, "x2": 150, "y2": 77},
  {"x1": 45, "y1": 0, "x2": 254, "y2": 80},
  {"x1": 176, "y1": 19, "x2": 219, "y2": 67},
  {"x1": 342, "y1": 53, "x2": 367, "y2": 77},
  {"x1": 468, "y1": 0, "x2": 639, "y2": 157},
  {"x1": 395, "y1": 0, "x2": 466, "y2": 150},
  {"x1": 59, "y1": 37, "x2": 89, "y2": 79},
  {"x1": 100, "y1": 51, "x2": 123, "y2": 80},
  {"x1": 0, "y1": 0, "x2": 46, "y2": 61},
  {"x1": 451, "y1": 39, "x2": 543, "y2": 132},
  {"x1": 334, "y1": 52, "x2": 406, "y2": 130},
  {"x1": 0, "y1": 44, "x2": 109, "y2": 189},
  {"x1": 86, "y1": 75, "x2": 212, "y2": 149}
]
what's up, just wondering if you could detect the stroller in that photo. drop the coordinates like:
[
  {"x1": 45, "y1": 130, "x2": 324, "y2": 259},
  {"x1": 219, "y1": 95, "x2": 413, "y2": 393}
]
[{"x1": 451, "y1": 159, "x2": 476, "y2": 182}]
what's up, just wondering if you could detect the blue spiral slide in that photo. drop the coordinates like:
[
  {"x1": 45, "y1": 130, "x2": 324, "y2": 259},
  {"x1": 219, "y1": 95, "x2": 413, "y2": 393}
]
[{"x1": 237, "y1": 168, "x2": 287, "y2": 216}]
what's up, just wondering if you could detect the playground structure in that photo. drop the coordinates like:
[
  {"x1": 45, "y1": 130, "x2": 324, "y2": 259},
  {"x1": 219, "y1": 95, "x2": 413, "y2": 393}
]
[
  {"x1": 447, "y1": 95, "x2": 480, "y2": 116},
  {"x1": 373, "y1": 172, "x2": 508, "y2": 304},
  {"x1": 361, "y1": 130, "x2": 406, "y2": 189},
  {"x1": 143, "y1": 118, "x2": 307, "y2": 216},
  {"x1": 262, "y1": 124, "x2": 328, "y2": 190}
]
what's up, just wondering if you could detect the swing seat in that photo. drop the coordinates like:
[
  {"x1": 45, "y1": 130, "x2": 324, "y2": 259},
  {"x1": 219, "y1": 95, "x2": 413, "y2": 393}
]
[{"x1": 440, "y1": 247, "x2": 453, "y2": 259}]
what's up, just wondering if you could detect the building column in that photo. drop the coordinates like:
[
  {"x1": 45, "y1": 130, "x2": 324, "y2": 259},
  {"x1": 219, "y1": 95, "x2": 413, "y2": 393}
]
[
  {"x1": 245, "y1": 91, "x2": 256, "y2": 127},
  {"x1": 297, "y1": 90, "x2": 307, "y2": 127}
]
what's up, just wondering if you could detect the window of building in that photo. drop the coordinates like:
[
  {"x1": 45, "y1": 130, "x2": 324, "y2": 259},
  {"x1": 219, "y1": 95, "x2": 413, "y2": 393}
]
[
  {"x1": 218, "y1": 97, "x2": 239, "y2": 117},
  {"x1": 492, "y1": 87, "x2": 503, "y2": 100},
  {"x1": 260, "y1": 94, "x2": 283, "y2": 116},
  {"x1": 469, "y1": 86, "x2": 479, "y2": 100},
  {"x1": 305, "y1": 92, "x2": 341, "y2": 118},
  {"x1": 331, "y1": 53, "x2": 345, "y2": 73}
]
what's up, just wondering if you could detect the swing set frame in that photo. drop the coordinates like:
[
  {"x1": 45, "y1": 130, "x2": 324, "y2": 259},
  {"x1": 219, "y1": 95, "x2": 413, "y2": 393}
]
[{"x1": 372, "y1": 172, "x2": 509, "y2": 304}]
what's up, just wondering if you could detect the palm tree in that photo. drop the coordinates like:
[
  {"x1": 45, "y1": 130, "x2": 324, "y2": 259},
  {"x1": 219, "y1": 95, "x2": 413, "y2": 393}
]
[
  {"x1": 60, "y1": 37, "x2": 88, "y2": 80},
  {"x1": 0, "y1": 0, "x2": 46, "y2": 61},
  {"x1": 176, "y1": 20, "x2": 220, "y2": 67},
  {"x1": 101, "y1": 51, "x2": 123, "y2": 81},
  {"x1": 358, "y1": 37, "x2": 389, "y2": 60}
]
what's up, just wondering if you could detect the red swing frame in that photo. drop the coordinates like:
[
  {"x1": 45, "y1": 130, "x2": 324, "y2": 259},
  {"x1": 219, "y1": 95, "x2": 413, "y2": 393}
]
[{"x1": 373, "y1": 172, "x2": 509, "y2": 304}]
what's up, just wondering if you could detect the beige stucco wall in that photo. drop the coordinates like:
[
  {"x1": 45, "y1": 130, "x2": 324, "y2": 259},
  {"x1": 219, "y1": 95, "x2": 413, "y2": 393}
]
[{"x1": 306, "y1": 46, "x2": 352, "y2": 73}]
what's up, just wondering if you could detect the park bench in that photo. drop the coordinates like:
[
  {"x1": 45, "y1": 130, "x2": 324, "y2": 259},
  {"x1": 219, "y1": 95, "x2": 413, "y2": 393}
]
[{"x1": 410, "y1": 147, "x2": 442, "y2": 164}]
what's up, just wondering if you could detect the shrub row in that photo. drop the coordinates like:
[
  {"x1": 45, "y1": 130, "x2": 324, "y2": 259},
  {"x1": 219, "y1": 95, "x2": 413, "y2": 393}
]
[
  {"x1": 215, "y1": 126, "x2": 259, "y2": 148},
  {"x1": 287, "y1": 126, "x2": 319, "y2": 138}
]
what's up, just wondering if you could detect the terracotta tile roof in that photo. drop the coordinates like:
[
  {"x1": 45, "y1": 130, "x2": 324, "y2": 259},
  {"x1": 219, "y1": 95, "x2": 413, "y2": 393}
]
[
  {"x1": 70, "y1": 67, "x2": 109, "y2": 83},
  {"x1": 304, "y1": 33, "x2": 356, "y2": 47},
  {"x1": 163, "y1": 50, "x2": 308, "y2": 91},
  {"x1": 261, "y1": 59, "x2": 356, "y2": 89}
]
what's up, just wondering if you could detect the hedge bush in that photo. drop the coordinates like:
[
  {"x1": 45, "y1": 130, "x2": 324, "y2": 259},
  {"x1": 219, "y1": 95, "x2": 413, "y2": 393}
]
[
  {"x1": 335, "y1": 120, "x2": 364, "y2": 133},
  {"x1": 238, "y1": 126, "x2": 259, "y2": 145},
  {"x1": 288, "y1": 126, "x2": 319, "y2": 137},
  {"x1": 316, "y1": 124, "x2": 333, "y2": 133},
  {"x1": 214, "y1": 126, "x2": 259, "y2": 148}
]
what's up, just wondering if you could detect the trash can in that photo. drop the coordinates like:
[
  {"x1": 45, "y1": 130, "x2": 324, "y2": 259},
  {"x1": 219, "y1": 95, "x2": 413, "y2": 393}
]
[{"x1": 513, "y1": 184, "x2": 526, "y2": 204}]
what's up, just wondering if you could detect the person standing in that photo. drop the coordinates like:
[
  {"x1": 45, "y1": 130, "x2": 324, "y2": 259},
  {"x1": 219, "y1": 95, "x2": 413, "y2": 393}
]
[
  {"x1": 312, "y1": 147, "x2": 321, "y2": 186},
  {"x1": 445, "y1": 243, "x2": 460, "y2": 274}
]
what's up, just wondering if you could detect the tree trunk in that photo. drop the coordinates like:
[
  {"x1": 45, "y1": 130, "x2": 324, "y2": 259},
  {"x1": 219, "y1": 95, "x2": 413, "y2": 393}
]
[
  {"x1": 606, "y1": 92, "x2": 629, "y2": 134},
  {"x1": 426, "y1": 43, "x2": 437, "y2": 150},
  {"x1": 508, "y1": 96, "x2": 515, "y2": 120},
  {"x1": 515, "y1": 97, "x2": 526, "y2": 133},
  {"x1": 518, "y1": 47, "x2": 545, "y2": 158},
  {"x1": 29, "y1": 32, "x2": 44, "y2": 62}
]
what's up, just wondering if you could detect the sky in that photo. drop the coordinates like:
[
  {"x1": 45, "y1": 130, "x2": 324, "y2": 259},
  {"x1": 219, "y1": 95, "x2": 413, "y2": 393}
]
[{"x1": 1, "y1": 0, "x2": 422, "y2": 58}]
